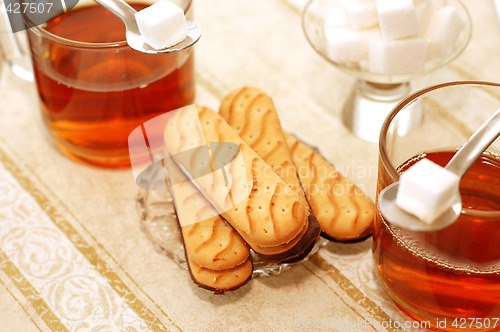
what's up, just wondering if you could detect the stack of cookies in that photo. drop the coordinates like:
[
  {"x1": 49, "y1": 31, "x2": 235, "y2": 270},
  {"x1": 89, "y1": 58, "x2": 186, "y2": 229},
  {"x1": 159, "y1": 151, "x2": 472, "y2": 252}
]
[{"x1": 162, "y1": 87, "x2": 375, "y2": 294}]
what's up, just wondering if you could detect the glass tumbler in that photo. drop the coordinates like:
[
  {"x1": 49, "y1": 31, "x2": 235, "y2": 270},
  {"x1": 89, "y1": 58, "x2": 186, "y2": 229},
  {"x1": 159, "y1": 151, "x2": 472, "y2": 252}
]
[
  {"x1": 373, "y1": 81, "x2": 500, "y2": 331},
  {"x1": 1, "y1": 0, "x2": 195, "y2": 168}
]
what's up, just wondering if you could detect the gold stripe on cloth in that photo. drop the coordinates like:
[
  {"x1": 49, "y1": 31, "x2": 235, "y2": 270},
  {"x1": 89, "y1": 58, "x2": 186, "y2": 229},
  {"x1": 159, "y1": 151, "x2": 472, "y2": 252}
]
[
  {"x1": 0, "y1": 250, "x2": 69, "y2": 331},
  {"x1": 0, "y1": 144, "x2": 172, "y2": 331}
]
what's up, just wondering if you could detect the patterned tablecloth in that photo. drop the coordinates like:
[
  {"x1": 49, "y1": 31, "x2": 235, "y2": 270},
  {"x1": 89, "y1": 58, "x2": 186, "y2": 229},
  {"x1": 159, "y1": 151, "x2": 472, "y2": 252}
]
[{"x1": 0, "y1": 1, "x2": 499, "y2": 331}]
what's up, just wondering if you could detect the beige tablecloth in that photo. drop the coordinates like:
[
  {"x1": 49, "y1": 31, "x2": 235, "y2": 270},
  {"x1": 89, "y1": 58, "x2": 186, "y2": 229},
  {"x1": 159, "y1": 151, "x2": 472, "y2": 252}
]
[{"x1": 1, "y1": 1, "x2": 499, "y2": 331}]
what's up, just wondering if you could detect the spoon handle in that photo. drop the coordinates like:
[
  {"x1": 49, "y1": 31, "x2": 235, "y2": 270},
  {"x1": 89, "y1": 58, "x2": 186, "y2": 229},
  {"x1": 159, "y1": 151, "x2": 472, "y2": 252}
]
[
  {"x1": 446, "y1": 108, "x2": 500, "y2": 177},
  {"x1": 93, "y1": 0, "x2": 137, "y2": 24}
]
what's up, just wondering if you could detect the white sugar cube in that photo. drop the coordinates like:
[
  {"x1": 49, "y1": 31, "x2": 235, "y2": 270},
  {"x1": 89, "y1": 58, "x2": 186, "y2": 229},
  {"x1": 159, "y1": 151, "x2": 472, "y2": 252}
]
[
  {"x1": 396, "y1": 159, "x2": 460, "y2": 224},
  {"x1": 135, "y1": 0, "x2": 188, "y2": 50},
  {"x1": 375, "y1": 0, "x2": 419, "y2": 40},
  {"x1": 414, "y1": 0, "x2": 446, "y2": 27},
  {"x1": 325, "y1": 7, "x2": 349, "y2": 30},
  {"x1": 423, "y1": 6, "x2": 466, "y2": 60},
  {"x1": 325, "y1": 27, "x2": 381, "y2": 63},
  {"x1": 343, "y1": 0, "x2": 378, "y2": 30},
  {"x1": 415, "y1": 0, "x2": 431, "y2": 29},
  {"x1": 369, "y1": 39, "x2": 427, "y2": 75}
]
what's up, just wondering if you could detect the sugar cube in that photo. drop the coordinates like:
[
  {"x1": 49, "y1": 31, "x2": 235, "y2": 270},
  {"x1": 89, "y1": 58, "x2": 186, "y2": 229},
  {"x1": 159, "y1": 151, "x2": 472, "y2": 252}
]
[
  {"x1": 343, "y1": 0, "x2": 378, "y2": 30},
  {"x1": 375, "y1": 0, "x2": 419, "y2": 40},
  {"x1": 135, "y1": 0, "x2": 188, "y2": 50},
  {"x1": 325, "y1": 7, "x2": 349, "y2": 30},
  {"x1": 414, "y1": 0, "x2": 431, "y2": 29},
  {"x1": 396, "y1": 159, "x2": 460, "y2": 224},
  {"x1": 431, "y1": 0, "x2": 447, "y2": 10},
  {"x1": 420, "y1": 0, "x2": 446, "y2": 11},
  {"x1": 423, "y1": 6, "x2": 466, "y2": 60},
  {"x1": 369, "y1": 38, "x2": 427, "y2": 75},
  {"x1": 325, "y1": 27, "x2": 381, "y2": 63}
]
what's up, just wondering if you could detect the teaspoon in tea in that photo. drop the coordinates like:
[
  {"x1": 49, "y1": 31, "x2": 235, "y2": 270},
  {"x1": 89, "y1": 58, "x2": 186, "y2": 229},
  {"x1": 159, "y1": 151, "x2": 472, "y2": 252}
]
[
  {"x1": 378, "y1": 107, "x2": 500, "y2": 232},
  {"x1": 93, "y1": 0, "x2": 201, "y2": 54}
]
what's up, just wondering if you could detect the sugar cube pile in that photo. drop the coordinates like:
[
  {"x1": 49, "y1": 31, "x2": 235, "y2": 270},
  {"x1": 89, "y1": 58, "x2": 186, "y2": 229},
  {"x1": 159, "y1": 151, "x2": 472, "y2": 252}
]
[
  {"x1": 395, "y1": 158, "x2": 460, "y2": 224},
  {"x1": 135, "y1": 0, "x2": 188, "y2": 50},
  {"x1": 323, "y1": 0, "x2": 467, "y2": 75}
]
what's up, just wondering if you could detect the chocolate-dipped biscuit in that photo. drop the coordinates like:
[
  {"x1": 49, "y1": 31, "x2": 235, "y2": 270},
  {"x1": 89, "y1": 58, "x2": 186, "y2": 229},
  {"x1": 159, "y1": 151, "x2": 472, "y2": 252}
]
[{"x1": 286, "y1": 133, "x2": 375, "y2": 242}]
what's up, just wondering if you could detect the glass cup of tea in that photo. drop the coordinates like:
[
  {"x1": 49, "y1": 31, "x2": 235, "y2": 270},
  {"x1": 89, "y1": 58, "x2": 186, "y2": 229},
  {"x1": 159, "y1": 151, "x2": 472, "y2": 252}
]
[
  {"x1": 373, "y1": 81, "x2": 500, "y2": 331},
  {"x1": 1, "y1": 0, "x2": 195, "y2": 168}
]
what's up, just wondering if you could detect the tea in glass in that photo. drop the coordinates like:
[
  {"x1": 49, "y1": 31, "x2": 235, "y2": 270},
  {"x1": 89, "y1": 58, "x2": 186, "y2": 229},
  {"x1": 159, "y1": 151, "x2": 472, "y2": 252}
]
[
  {"x1": 374, "y1": 81, "x2": 500, "y2": 331},
  {"x1": 26, "y1": 0, "x2": 195, "y2": 168}
]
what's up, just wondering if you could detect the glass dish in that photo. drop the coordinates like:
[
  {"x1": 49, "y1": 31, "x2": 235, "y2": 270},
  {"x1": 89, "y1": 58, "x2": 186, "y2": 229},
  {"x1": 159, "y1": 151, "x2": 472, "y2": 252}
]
[{"x1": 136, "y1": 153, "x2": 327, "y2": 278}]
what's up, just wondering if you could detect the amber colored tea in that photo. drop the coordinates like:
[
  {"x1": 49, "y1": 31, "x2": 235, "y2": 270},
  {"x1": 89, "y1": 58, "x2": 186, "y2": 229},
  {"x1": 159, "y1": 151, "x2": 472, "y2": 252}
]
[
  {"x1": 374, "y1": 151, "x2": 500, "y2": 331},
  {"x1": 28, "y1": 3, "x2": 195, "y2": 168}
]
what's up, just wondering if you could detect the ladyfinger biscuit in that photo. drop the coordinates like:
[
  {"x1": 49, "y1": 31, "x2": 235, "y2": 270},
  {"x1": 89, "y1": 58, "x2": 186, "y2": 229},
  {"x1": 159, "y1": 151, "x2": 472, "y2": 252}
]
[
  {"x1": 163, "y1": 105, "x2": 309, "y2": 253},
  {"x1": 219, "y1": 87, "x2": 303, "y2": 199},
  {"x1": 286, "y1": 134, "x2": 375, "y2": 241},
  {"x1": 251, "y1": 218, "x2": 308, "y2": 256},
  {"x1": 166, "y1": 157, "x2": 251, "y2": 270},
  {"x1": 186, "y1": 256, "x2": 253, "y2": 294},
  {"x1": 181, "y1": 217, "x2": 250, "y2": 270},
  {"x1": 219, "y1": 87, "x2": 320, "y2": 259},
  {"x1": 254, "y1": 213, "x2": 321, "y2": 263}
]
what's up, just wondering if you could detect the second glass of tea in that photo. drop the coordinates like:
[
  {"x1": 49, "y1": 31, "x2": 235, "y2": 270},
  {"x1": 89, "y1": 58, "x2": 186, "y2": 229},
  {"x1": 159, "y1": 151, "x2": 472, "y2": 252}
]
[
  {"x1": 6, "y1": 0, "x2": 196, "y2": 168},
  {"x1": 374, "y1": 81, "x2": 500, "y2": 331}
]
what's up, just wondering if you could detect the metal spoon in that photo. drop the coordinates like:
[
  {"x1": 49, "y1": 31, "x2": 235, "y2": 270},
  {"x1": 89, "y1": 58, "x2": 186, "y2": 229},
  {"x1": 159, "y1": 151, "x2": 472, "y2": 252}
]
[
  {"x1": 378, "y1": 107, "x2": 500, "y2": 232},
  {"x1": 93, "y1": 0, "x2": 201, "y2": 54}
]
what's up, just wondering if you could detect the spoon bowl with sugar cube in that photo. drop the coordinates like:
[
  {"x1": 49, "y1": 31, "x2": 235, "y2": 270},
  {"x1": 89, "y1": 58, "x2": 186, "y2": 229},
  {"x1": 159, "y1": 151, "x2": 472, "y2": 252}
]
[
  {"x1": 378, "y1": 107, "x2": 500, "y2": 232},
  {"x1": 93, "y1": 0, "x2": 201, "y2": 54}
]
